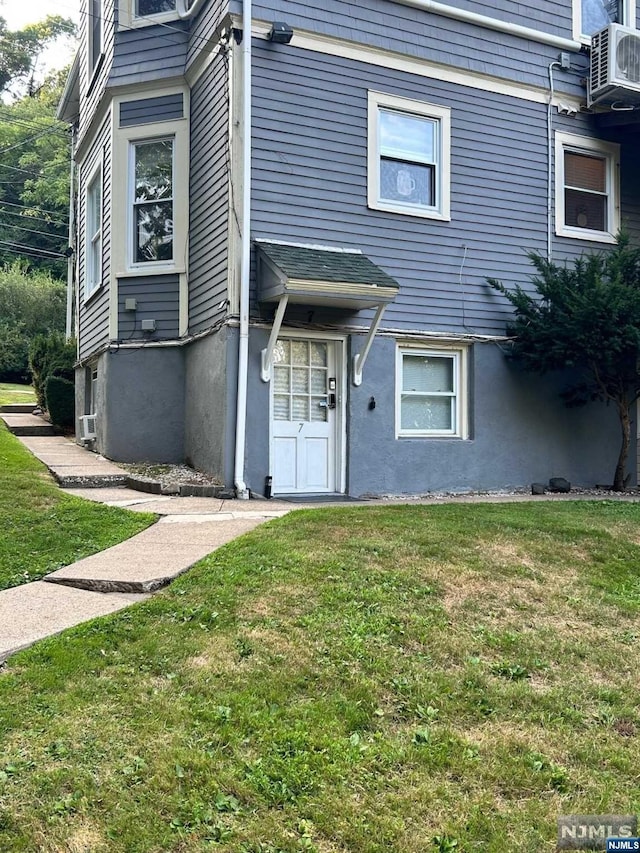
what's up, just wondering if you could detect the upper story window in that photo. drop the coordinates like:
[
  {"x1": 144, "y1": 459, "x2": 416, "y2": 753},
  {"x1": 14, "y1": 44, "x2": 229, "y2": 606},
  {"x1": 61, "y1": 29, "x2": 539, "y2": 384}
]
[
  {"x1": 136, "y1": 0, "x2": 176, "y2": 14},
  {"x1": 368, "y1": 91, "x2": 451, "y2": 221},
  {"x1": 575, "y1": 0, "x2": 635, "y2": 39},
  {"x1": 131, "y1": 138, "x2": 174, "y2": 264},
  {"x1": 89, "y1": 0, "x2": 103, "y2": 74},
  {"x1": 118, "y1": 0, "x2": 178, "y2": 29},
  {"x1": 555, "y1": 132, "x2": 620, "y2": 243},
  {"x1": 85, "y1": 166, "x2": 103, "y2": 298}
]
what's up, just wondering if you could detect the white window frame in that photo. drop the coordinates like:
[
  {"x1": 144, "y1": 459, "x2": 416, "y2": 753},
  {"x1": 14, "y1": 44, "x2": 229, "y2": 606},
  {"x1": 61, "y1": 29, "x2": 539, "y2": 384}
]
[
  {"x1": 88, "y1": 0, "x2": 104, "y2": 80},
  {"x1": 111, "y1": 101, "x2": 189, "y2": 277},
  {"x1": 396, "y1": 344, "x2": 468, "y2": 439},
  {"x1": 572, "y1": 0, "x2": 635, "y2": 42},
  {"x1": 368, "y1": 91, "x2": 451, "y2": 222},
  {"x1": 84, "y1": 160, "x2": 103, "y2": 300},
  {"x1": 555, "y1": 132, "x2": 620, "y2": 244},
  {"x1": 118, "y1": 0, "x2": 179, "y2": 29}
]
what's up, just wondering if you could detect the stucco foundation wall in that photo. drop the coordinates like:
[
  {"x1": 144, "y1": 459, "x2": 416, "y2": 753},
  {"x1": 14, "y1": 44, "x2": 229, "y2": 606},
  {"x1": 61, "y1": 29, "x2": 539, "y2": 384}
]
[
  {"x1": 348, "y1": 337, "x2": 631, "y2": 496},
  {"x1": 184, "y1": 328, "x2": 236, "y2": 484},
  {"x1": 101, "y1": 347, "x2": 185, "y2": 463}
]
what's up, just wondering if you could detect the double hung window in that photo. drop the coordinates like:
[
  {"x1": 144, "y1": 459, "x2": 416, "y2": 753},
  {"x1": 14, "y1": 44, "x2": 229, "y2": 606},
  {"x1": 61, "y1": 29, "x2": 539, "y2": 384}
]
[
  {"x1": 86, "y1": 168, "x2": 103, "y2": 297},
  {"x1": 131, "y1": 138, "x2": 174, "y2": 264},
  {"x1": 136, "y1": 0, "x2": 176, "y2": 14},
  {"x1": 89, "y1": 0, "x2": 103, "y2": 74},
  {"x1": 368, "y1": 92, "x2": 451, "y2": 221},
  {"x1": 555, "y1": 133, "x2": 619, "y2": 242},
  {"x1": 396, "y1": 347, "x2": 467, "y2": 438}
]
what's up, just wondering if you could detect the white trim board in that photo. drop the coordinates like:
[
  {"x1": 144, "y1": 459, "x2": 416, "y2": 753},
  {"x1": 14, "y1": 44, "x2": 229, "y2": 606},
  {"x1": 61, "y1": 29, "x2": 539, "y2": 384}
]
[{"x1": 249, "y1": 20, "x2": 585, "y2": 111}]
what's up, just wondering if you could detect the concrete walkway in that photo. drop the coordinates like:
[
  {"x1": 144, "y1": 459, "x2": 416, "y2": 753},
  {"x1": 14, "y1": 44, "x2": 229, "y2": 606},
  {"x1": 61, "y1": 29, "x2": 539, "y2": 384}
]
[
  {"x1": 0, "y1": 422, "x2": 297, "y2": 663},
  {"x1": 3, "y1": 410, "x2": 640, "y2": 664}
]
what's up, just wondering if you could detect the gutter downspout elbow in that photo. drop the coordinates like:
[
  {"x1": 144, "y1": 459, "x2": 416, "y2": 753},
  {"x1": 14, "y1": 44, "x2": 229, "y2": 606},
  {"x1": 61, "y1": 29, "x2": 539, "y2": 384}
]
[
  {"x1": 234, "y1": 0, "x2": 252, "y2": 500},
  {"x1": 176, "y1": 0, "x2": 207, "y2": 19}
]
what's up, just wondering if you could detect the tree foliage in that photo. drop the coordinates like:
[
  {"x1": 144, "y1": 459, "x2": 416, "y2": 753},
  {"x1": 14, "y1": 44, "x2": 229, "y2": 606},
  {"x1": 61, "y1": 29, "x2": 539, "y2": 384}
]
[
  {"x1": 0, "y1": 262, "x2": 66, "y2": 382},
  {"x1": 0, "y1": 71, "x2": 71, "y2": 276},
  {"x1": 0, "y1": 14, "x2": 75, "y2": 99},
  {"x1": 489, "y1": 236, "x2": 640, "y2": 491}
]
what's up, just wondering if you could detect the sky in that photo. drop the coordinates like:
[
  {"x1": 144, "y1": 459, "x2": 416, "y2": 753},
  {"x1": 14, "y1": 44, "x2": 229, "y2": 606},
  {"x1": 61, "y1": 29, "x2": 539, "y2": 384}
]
[
  {"x1": 1, "y1": 0, "x2": 80, "y2": 30},
  {"x1": 1, "y1": 0, "x2": 81, "y2": 71}
]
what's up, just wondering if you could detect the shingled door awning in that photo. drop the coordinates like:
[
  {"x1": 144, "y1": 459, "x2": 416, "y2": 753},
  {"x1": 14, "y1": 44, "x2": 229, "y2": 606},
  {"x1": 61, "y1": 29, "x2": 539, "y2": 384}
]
[{"x1": 255, "y1": 240, "x2": 400, "y2": 384}]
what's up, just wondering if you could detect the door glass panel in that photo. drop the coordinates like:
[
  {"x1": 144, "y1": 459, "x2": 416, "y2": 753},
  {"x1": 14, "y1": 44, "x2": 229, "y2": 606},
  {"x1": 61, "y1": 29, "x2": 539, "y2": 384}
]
[
  {"x1": 291, "y1": 340, "x2": 308, "y2": 363},
  {"x1": 311, "y1": 397, "x2": 328, "y2": 423},
  {"x1": 310, "y1": 369, "x2": 326, "y2": 394},
  {"x1": 292, "y1": 368, "x2": 309, "y2": 393},
  {"x1": 273, "y1": 340, "x2": 289, "y2": 364},
  {"x1": 292, "y1": 395, "x2": 309, "y2": 420},
  {"x1": 310, "y1": 342, "x2": 327, "y2": 366},
  {"x1": 273, "y1": 395, "x2": 290, "y2": 421},
  {"x1": 274, "y1": 366, "x2": 290, "y2": 393}
]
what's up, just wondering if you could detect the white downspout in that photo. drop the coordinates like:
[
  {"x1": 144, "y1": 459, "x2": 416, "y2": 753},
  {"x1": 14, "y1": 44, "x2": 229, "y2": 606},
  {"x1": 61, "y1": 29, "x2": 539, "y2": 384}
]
[
  {"x1": 392, "y1": 0, "x2": 581, "y2": 51},
  {"x1": 65, "y1": 126, "x2": 76, "y2": 341},
  {"x1": 175, "y1": 0, "x2": 207, "y2": 19},
  {"x1": 234, "y1": 0, "x2": 252, "y2": 499}
]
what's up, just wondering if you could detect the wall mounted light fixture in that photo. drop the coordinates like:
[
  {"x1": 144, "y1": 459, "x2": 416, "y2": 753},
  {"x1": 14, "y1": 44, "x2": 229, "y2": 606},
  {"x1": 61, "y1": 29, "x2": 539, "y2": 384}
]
[{"x1": 268, "y1": 22, "x2": 294, "y2": 44}]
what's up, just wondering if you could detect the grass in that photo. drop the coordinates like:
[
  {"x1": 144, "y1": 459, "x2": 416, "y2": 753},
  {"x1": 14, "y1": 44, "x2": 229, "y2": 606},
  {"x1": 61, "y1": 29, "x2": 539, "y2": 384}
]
[
  {"x1": 0, "y1": 422, "x2": 155, "y2": 591},
  {"x1": 1, "y1": 500, "x2": 640, "y2": 852},
  {"x1": 0, "y1": 383, "x2": 36, "y2": 406}
]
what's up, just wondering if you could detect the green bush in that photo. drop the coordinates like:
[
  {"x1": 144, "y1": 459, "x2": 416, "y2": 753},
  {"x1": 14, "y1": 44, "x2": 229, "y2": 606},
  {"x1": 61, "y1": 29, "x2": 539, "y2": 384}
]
[
  {"x1": 0, "y1": 322, "x2": 30, "y2": 383},
  {"x1": 0, "y1": 263, "x2": 66, "y2": 382},
  {"x1": 44, "y1": 375, "x2": 75, "y2": 429},
  {"x1": 29, "y1": 333, "x2": 76, "y2": 409}
]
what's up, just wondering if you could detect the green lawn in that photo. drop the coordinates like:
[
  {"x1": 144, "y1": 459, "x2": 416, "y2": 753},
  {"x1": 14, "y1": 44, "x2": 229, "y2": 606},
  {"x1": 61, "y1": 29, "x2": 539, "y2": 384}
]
[
  {"x1": 1, "y1": 499, "x2": 640, "y2": 851},
  {"x1": 0, "y1": 382, "x2": 36, "y2": 407},
  {"x1": 0, "y1": 422, "x2": 155, "y2": 591}
]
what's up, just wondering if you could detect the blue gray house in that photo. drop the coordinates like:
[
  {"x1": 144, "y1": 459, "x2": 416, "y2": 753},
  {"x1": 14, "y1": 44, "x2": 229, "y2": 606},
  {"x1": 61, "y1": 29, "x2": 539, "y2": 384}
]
[{"x1": 58, "y1": 0, "x2": 640, "y2": 497}]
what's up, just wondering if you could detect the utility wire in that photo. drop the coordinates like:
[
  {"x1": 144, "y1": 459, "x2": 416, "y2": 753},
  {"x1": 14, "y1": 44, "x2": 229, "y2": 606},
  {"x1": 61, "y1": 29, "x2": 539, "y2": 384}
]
[
  {"x1": 0, "y1": 220, "x2": 66, "y2": 239},
  {"x1": 0, "y1": 206, "x2": 68, "y2": 228},
  {"x1": 0, "y1": 238, "x2": 65, "y2": 257},
  {"x1": 0, "y1": 199, "x2": 69, "y2": 220},
  {"x1": 0, "y1": 124, "x2": 69, "y2": 156},
  {"x1": 0, "y1": 160, "x2": 59, "y2": 178}
]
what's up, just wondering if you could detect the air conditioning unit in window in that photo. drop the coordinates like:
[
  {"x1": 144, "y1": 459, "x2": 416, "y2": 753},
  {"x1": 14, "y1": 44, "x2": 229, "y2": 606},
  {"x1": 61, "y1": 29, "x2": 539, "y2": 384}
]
[
  {"x1": 590, "y1": 23, "x2": 640, "y2": 106},
  {"x1": 78, "y1": 414, "x2": 97, "y2": 442}
]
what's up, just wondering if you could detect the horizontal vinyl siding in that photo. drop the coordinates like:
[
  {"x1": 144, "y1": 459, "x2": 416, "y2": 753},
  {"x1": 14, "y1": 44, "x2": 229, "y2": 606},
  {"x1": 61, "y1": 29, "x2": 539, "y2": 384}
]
[
  {"x1": 188, "y1": 54, "x2": 229, "y2": 333},
  {"x1": 118, "y1": 276, "x2": 180, "y2": 339},
  {"x1": 78, "y1": 118, "x2": 112, "y2": 360},
  {"x1": 119, "y1": 94, "x2": 184, "y2": 126},
  {"x1": 248, "y1": 0, "x2": 589, "y2": 97},
  {"x1": 109, "y1": 23, "x2": 188, "y2": 88},
  {"x1": 249, "y1": 44, "x2": 640, "y2": 336},
  {"x1": 186, "y1": 0, "x2": 229, "y2": 70}
]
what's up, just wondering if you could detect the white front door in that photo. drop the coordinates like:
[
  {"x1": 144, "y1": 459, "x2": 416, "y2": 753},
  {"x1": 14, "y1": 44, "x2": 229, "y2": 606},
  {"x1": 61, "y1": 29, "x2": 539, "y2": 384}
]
[{"x1": 271, "y1": 338, "x2": 341, "y2": 494}]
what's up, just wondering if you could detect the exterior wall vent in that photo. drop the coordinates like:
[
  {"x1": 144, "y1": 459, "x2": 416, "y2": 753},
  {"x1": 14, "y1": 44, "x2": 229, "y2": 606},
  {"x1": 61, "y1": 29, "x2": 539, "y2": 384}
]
[
  {"x1": 590, "y1": 23, "x2": 640, "y2": 105},
  {"x1": 78, "y1": 414, "x2": 97, "y2": 442}
]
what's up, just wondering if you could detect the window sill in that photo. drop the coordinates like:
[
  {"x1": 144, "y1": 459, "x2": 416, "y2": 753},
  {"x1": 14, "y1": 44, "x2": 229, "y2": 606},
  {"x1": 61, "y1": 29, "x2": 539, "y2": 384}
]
[
  {"x1": 556, "y1": 228, "x2": 617, "y2": 244},
  {"x1": 396, "y1": 434, "x2": 467, "y2": 440},
  {"x1": 119, "y1": 11, "x2": 180, "y2": 29},
  {"x1": 118, "y1": 264, "x2": 185, "y2": 278},
  {"x1": 369, "y1": 200, "x2": 451, "y2": 221},
  {"x1": 83, "y1": 283, "x2": 104, "y2": 306}
]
